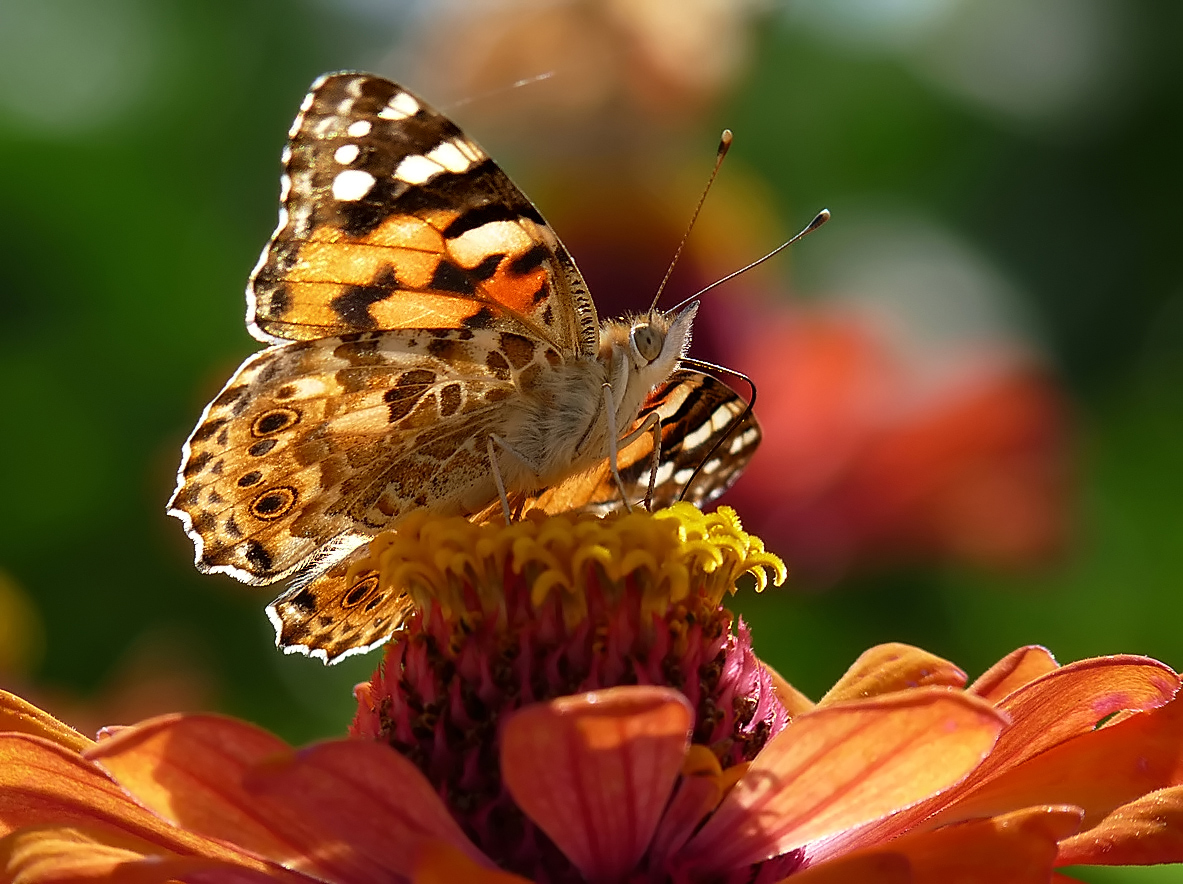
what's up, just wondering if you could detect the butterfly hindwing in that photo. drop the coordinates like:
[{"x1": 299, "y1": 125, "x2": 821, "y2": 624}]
[
  {"x1": 248, "y1": 73, "x2": 598, "y2": 355},
  {"x1": 169, "y1": 327, "x2": 551, "y2": 584}
]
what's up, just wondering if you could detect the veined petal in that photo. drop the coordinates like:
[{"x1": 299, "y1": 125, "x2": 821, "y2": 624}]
[
  {"x1": 1056, "y1": 785, "x2": 1183, "y2": 866},
  {"x1": 85, "y1": 714, "x2": 385, "y2": 884},
  {"x1": 0, "y1": 825, "x2": 307, "y2": 884},
  {"x1": 412, "y1": 841, "x2": 532, "y2": 884},
  {"x1": 679, "y1": 688, "x2": 1006, "y2": 872},
  {"x1": 942, "y1": 692, "x2": 1183, "y2": 830},
  {"x1": 967, "y1": 656, "x2": 1179, "y2": 784},
  {"x1": 819, "y1": 644, "x2": 966, "y2": 705},
  {"x1": 968, "y1": 646, "x2": 1059, "y2": 704},
  {"x1": 780, "y1": 851, "x2": 911, "y2": 884},
  {"x1": 250, "y1": 739, "x2": 492, "y2": 878},
  {"x1": 500, "y1": 686, "x2": 692, "y2": 882},
  {"x1": 794, "y1": 806, "x2": 1081, "y2": 884},
  {"x1": 0, "y1": 734, "x2": 208, "y2": 854},
  {"x1": 0, "y1": 691, "x2": 91, "y2": 754}
]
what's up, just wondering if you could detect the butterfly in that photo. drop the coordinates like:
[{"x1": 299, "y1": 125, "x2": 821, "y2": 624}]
[{"x1": 169, "y1": 72, "x2": 761, "y2": 662}]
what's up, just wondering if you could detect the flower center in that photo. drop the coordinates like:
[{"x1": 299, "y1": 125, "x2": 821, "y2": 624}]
[{"x1": 351, "y1": 504, "x2": 789, "y2": 880}]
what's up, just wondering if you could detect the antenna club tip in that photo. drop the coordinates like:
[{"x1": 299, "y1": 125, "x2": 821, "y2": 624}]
[
  {"x1": 809, "y1": 208, "x2": 831, "y2": 229},
  {"x1": 718, "y1": 129, "x2": 733, "y2": 156}
]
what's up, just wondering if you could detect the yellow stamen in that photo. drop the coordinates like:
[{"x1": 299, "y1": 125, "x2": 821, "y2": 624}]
[{"x1": 354, "y1": 503, "x2": 786, "y2": 631}]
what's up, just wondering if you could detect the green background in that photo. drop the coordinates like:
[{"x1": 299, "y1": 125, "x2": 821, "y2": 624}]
[{"x1": 0, "y1": 3, "x2": 1179, "y2": 881}]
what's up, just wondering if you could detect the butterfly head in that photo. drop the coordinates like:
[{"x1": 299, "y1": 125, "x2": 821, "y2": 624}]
[{"x1": 625, "y1": 300, "x2": 698, "y2": 378}]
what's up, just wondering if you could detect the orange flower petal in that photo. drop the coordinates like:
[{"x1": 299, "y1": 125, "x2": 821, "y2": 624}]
[
  {"x1": 250, "y1": 739, "x2": 491, "y2": 878},
  {"x1": 0, "y1": 824, "x2": 301, "y2": 884},
  {"x1": 2, "y1": 825, "x2": 184, "y2": 884},
  {"x1": 1057, "y1": 785, "x2": 1183, "y2": 866},
  {"x1": 0, "y1": 734, "x2": 197, "y2": 850},
  {"x1": 89, "y1": 714, "x2": 482, "y2": 884},
  {"x1": 412, "y1": 840, "x2": 532, "y2": 884},
  {"x1": 936, "y1": 690, "x2": 1183, "y2": 828},
  {"x1": 968, "y1": 646, "x2": 1059, "y2": 704},
  {"x1": 500, "y1": 686, "x2": 693, "y2": 882},
  {"x1": 82, "y1": 714, "x2": 341, "y2": 873},
  {"x1": 680, "y1": 688, "x2": 1006, "y2": 872},
  {"x1": 797, "y1": 806, "x2": 1081, "y2": 884},
  {"x1": 779, "y1": 851, "x2": 911, "y2": 884},
  {"x1": 893, "y1": 806, "x2": 1081, "y2": 883},
  {"x1": 0, "y1": 691, "x2": 91, "y2": 754},
  {"x1": 958, "y1": 656, "x2": 1179, "y2": 788},
  {"x1": 0, "y1": 735, "x2": 283, "y2": 879},
  {"x1": 819, "y1": 644, "x2": 966, "y2": 705}
]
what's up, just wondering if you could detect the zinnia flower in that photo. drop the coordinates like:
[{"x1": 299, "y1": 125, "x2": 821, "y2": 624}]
[{"x1": 2, "y1": 506, "x2": 1180, "y2": 883}]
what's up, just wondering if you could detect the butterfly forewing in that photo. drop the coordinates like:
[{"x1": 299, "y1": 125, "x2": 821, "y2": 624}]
[{"x1": 248, "y1": 72, "x2": 598, "y2": 354}]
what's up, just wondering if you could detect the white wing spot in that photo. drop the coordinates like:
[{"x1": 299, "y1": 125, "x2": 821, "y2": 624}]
[
  {"x1": 347, "y1": 119, "x2": 371, "y2": 137},
  {"x1": 449, "y1": 220, "x2": 533, "y2": 266},
  {"x1": 702, "y1": 458, "x2": 722, "y2": 475},
  {"x1": 332, "y1": 169, "x2": 376, "y2": 201},
  {"x1": 729, "y1": 428, "x2": 758, "y2": 454},
  {"x1": 674, "y1": 468, "x2": 695, "y2": 485},
  {"x1": 654, "y1": 462, "x2": 675, "y2": 486},
  {"x1": 426, "y1": 139, "x2": 475, "y2": 173},
  {"x1": 681, "y1": 420, "x2": 714, "y2": 452},
  {"x1": 395, "y1": 153, "x2": 443, "y2": 185},
  {"x1": 334, "y1": 143, "x2": 360, "y2": 164},
  {"x1": 710, "y1": 405, "x2": 735, "y2": 429},
  {"x1": 455, "y1": 138, "x2": 486, "y2": 162},
  {"x1": 378, "y1": 92, "x2": 420, "y2": 120}
]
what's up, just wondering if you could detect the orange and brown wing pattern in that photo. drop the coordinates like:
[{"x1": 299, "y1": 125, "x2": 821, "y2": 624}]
[
  {"x1": 526, "y1": 370, "x2": 761, "y2": 515},
  {"x1": 167, "y1": 328, "x2": 552, "y2": 585},
  {"x1": 248, "y1": 73, "x2": 599, "y2": 356},
  {"x1": 266, "y1": 548, "x2": 412, "y2": 663}
]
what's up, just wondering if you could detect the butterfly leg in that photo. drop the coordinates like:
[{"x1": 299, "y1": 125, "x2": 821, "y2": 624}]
[
  {"x1": 614, "y1": 412, "x2": 663, "y2": 511},
  {"x1": 602, "y1": 383, "x2": 634, "y2": 513},
  {"x1": 487, "y1": 433, "x2": 544, "y2": 524},
  {"x1": 486, "y1": 435, "x2": 513, "y2": 523}
]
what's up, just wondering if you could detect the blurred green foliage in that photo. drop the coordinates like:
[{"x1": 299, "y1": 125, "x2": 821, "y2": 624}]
[{"x1": 0, "y1": 3, "x2": 1180, "y2": 879}]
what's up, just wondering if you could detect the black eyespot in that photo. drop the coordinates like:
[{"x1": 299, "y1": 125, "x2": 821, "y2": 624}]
[
  {"x1": 341, "y1": 575, "x2": 380, "y2": 609},
  {"x1": 249, "y1": 486, "x2": 298, "y2": 521},
  {"x1": 251, "y1": 407, "x2": 300, "y2": 437}
]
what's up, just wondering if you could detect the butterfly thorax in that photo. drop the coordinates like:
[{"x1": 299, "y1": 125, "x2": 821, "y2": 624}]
[{"x1": 487, "y1": 303, "x2": 696, "y2": 498}]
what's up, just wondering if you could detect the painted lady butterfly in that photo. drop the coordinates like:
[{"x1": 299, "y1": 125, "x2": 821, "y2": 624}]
[{"x1": 169, "y1": 73, "x2": 761, "y2": 661}]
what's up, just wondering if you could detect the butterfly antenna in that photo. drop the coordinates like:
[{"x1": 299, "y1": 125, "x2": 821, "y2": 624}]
[
  {"x1": 649, "y1": 130, "x2": 734, "y2": 313},
  {"x1": 675, "y1": 357, "x2": 757, "y2": 502},
  {"x1": 666, "y1": 208, "x2": 831, "y2": 316},
  {"x1": 444, "y1": 72, "x2": 556, "y2": 111}
]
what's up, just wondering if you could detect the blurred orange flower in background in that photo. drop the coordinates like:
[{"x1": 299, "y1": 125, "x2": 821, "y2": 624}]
[{"x1": 725, "y1": 306, "x2": 1071, "y2": 579}]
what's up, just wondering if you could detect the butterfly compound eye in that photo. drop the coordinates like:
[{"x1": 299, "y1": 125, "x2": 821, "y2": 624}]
[{"x1": 631, "y1": 324, "x2": 663, "y2": 362}]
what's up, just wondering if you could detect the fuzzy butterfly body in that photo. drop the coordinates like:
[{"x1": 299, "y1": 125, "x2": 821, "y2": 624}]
[{"x1": 170, "y1": 72, "x2": 761, "y2": 662}]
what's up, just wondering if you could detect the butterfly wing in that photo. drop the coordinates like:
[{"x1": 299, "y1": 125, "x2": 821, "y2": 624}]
[
  {"x1": 526, "y1": 370, "x2": 761, "y2": 514},
  {"x1": 266, "y1": 550, "x2": 410, "y2": 663},
  {"x1": 168, "y1": 328, "x2": 560, "y2": 585},
  {"x1": 249, "y1": 73, "x2": 599, "y2": 355}
]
